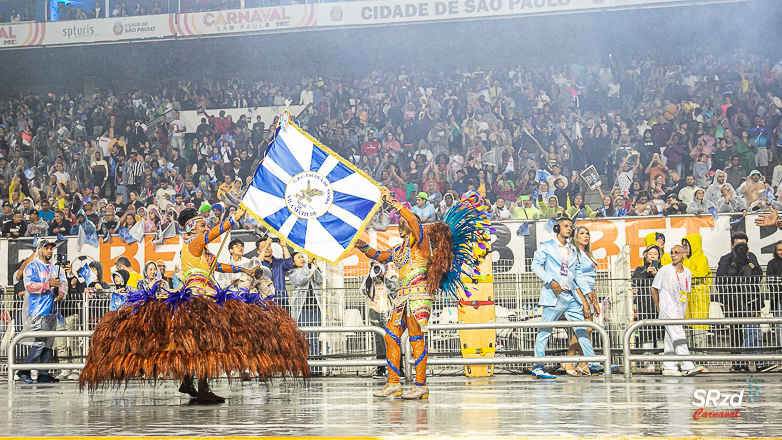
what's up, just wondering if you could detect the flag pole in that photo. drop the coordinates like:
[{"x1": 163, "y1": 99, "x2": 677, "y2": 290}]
[
  {"x1": 209, "y1": 104, "x2": 290, "y2": 277},
  {"x1": 213, "y1": 104, "x2": 295, "y2": 277},
  {"x1": 209, "y1": 232, "x2": 229, "y2": 276}
]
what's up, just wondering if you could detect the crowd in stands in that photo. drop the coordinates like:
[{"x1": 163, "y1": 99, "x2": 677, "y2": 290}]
[
  {"x1": 2, "y1": 6, "x2": 34, "y2": 22},
  {"x1": 1, "y1": 51, "x2": 782, "y2": 243},
  {"x1": 52, "y1": 1, "x2": 168, "y2": 20}
]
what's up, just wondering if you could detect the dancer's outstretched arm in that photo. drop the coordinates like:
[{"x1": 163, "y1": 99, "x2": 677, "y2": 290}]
[
  {"x1": 188, "y1": 209, "x2": 244, "y2": 254},
  {"x1": 355, "y1": 239, "x2": 393, "y2": 264}
]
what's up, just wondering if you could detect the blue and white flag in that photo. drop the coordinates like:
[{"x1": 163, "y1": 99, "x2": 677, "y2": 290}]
[
  {"x1": 110, "y1": 292, "x2": 126, "y2": 311},
  {"x1": 708, "y1": 206, "x2": 719, "y2": 222},
  {"x1": 764, "y1": 187, "x2": 775, "y2": 203},
  {"x1": 78, "y1": 262, "x2": 97, "y2": 286},
  {"x1": 535, "y1": 169, "x2": 551, "y2": 183},
  {"x1": 241, "y1": 121, "x2": 382, "y2": 264}
]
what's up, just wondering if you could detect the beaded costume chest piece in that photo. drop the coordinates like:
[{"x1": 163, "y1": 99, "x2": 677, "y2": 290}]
[
  {"x1": 391, "y1": 234, "x2": 432, "y2": 305},
  {"x1": 180, "y1": 236, "x2": 219, "y2": 296}
]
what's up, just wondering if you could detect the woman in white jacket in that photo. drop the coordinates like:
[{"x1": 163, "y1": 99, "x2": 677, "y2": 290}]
[
  {"x1": 686, "y1": 188, "x2": 716, "y2": 215},
  {"x1": 288, "y1": 252, "x2": 323, "y2": 373}
]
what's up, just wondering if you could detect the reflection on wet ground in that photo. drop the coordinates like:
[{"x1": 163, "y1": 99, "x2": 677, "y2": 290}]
[{"x1": 1, "y1": 374, "x2": 779, "y2": 437}]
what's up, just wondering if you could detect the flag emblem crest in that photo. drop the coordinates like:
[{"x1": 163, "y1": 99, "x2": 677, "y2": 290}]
[
  {"x1": 286, "y1": 171, "x2": 333, "y2": 219},
  {"x1": 242, "y1": 121, "x2": 382, "y2": 264}
]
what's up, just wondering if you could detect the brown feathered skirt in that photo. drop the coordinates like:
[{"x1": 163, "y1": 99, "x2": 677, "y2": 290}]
[{"x1": 79, "y1": 297, "x2": 309, "y2": 391}]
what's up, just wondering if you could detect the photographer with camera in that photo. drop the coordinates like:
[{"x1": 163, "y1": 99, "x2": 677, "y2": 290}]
[
  {"x1": 716, "y1": 232, "x2": 769, "y2": 372},
  {"x1": 361, "y1": 262, "x2": 398, "y2": 379},
  {"x1": 16, "y1": 239, "x2": 68, "y2": 384}
]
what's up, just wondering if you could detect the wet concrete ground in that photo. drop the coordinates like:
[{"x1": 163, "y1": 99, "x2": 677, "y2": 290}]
[{"x1": 1, "y1": 374, "x2": 779, "y2": 438}]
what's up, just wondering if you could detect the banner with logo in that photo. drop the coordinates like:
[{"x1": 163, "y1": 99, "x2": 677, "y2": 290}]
[
  {"x1": 1, "y1": 213, "x2": 778, "y2": 286},
  {"x1": 0, "y1": 0, "x2": 747, "y2": 49},
  {"x1": 176, "y1": 4, "x2": 317, "y2": 37},
  {"x1": 0, "y1": 22, "x2": 45, "y2": 48},
  {"x1": 338, "y1": 215, "x2": 739, "y2": 276},
  {"x1": 317, "y1": 0, "x2": 680, "y2": 28},
  {"x1": 42, "y1": 14, "x2": 175, "y2": 45}
]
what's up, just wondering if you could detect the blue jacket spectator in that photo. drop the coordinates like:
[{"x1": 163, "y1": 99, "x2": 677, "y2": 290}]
[{"x1": 411, "y1": 192, "x2": 437, "y2": 223}]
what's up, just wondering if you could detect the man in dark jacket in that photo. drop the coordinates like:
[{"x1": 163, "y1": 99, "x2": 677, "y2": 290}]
[
  {"x1": 716, "y1": 232, "x2": 768, "y2": 372},
  {"x1": 3, "y1": 211, "x2": 27, "y2": 238},
  {"x1": 632, "y1": 245, "x2": 663, "y2": 372}
]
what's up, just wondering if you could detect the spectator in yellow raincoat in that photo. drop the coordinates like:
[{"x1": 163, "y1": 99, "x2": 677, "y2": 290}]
[
  {"x1": 682, "y1": 233, "x2": 711, "y2": 346},
  {"x1": 645, "y1": 232, "x2": 672, "y2": 265}
]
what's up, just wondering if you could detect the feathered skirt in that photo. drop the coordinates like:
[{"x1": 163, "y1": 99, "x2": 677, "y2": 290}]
[{"x1": 79, "y1": 287, "x2": 309, "y2": 391}]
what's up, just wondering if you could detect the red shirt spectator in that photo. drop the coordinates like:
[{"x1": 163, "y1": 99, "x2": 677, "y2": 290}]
[
  {"x1": 205, "y1": 110, "x2": 231, "y2": 134},
  {"x1": 361, "y1": 133, "x2": 380, "y2": 158}
]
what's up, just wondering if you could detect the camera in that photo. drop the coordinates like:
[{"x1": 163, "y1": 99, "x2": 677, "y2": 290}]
[
  {"x1": 369, "y1": 263, "x2": 384, "y2": 279},
  {"x1": 733, "y1": 242, "x2": 749, "y2": 257},
  {"x1": 253, "y1": 267, "x2": 266, "y2": 280},
  {"x1": 56, "y1": 254, "x2": 68, "y2": 267}
]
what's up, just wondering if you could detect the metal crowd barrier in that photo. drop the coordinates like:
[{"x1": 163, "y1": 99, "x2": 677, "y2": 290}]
[
  {"x1": 404, "y1": 321, "x2": 613, "y2": 381},
  {"x1": 301, "y1": 326, "x2": 386, "y2": 368},
  {"x1": 6, "y1": 323, "x2": 611, "y2": 385},
  {"x1": 5, "y1": 327, "x2": 386, "y2": 385},
  {"x1": 622, "y1": 318, "x2": 782, "y2": 379},
  {"x1": 12, "y1": 319, "x2": 782, "y2": 385},
  {"x1": 7, "y1": 330, "x2": 94, "y2": 383}
]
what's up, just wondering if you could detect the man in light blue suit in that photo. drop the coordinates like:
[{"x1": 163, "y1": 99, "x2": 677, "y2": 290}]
[{"x1": 530, "y1": 215, "x2": 599, "y2": 379}]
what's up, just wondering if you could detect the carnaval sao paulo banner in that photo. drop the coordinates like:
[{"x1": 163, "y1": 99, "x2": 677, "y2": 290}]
[
  {"x1": 0, "y1": 0, "x2": 737, "y2": 48},
  {"x1": 316, "y1": 0, "x2": 681, "y2": 28},
  {"x1": 176, "y1": 4, "x2": 317, "y2": 36},
  {"x1": 41, "y1": 15, "x2": 176, "y2": 45},
  {"x1": 1, "y1": 213, "x2": 775, "y2": 286},
  {"x1": 0, "y1": 22, "x2": 45, "y2": 48}
]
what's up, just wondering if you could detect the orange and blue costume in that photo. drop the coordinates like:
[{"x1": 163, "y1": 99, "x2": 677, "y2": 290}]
[
  {"x1": 356, "y1": 191, "x2": 492, "y2": 399},
  {"x1": 357, "y1": 200, "x2": 432, "y2": 391},
  {"x1": 180, "y1": 216, "x2": 245, "y2": 296}
]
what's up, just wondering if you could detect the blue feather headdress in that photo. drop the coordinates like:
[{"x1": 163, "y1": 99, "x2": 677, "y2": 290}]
[{"x1": 438, "y1": 190, "x2": 493, "y2": 301}]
